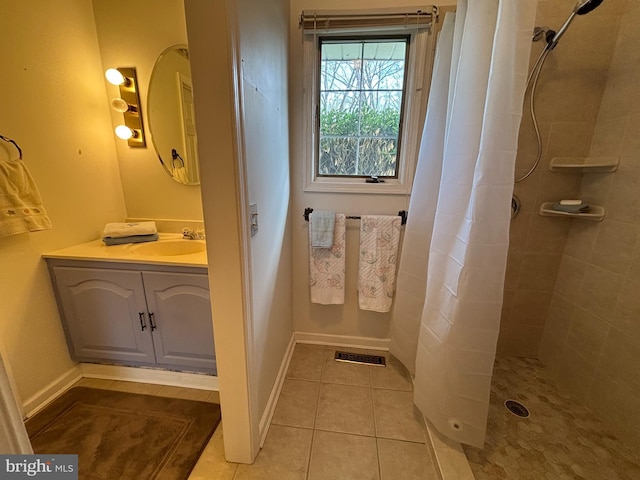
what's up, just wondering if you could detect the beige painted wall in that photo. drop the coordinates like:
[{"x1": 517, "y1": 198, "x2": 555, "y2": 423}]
[
  {"x1": 92, "y1": 0, "x2": 203, "y2": 220},
  {"x1": 539, "y1": 0, "x2": 640, "y2": 450},
  {"x1": 289, "y1": 0, "x2": 456, "y2": 340},
  {"x1": 0, "y1": 1, "x2": 127, "y2": 402}
]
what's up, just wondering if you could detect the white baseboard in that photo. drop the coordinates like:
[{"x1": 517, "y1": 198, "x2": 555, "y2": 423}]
[
  {"x1": 23, "y1": 366, "x2": 82, "y2": 419},
  {"x1": 80, "y1": 364, "x2": 219, "y2": 391},
  {"x1": 258, "y1": 333, "x2": 297, "y2": 448},
  {"x1": 294, "y1": 331, "x2": 390, "y2": 351},
  {"x1": 22, "y1": 364, "x2": 218, "y2": 420}
]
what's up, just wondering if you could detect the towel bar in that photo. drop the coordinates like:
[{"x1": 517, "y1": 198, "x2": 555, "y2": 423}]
[{"x1": 304, "y1": 208, "x2": 407, "y2": 225}]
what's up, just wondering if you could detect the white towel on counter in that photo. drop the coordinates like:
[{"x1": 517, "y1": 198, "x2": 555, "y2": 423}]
[
  {"x1": 310, "y1": 210, "x2": 335, "y2": 248},
  {"x1": 103, "y1": 221, "x2": 157, "y2": 239},
  {"x1": 0, "y1": 159, "x2": 52, "y2": 237},
  {"x1": 358, "y1": 215, "x2": 402, "y2": 313},
  {"x1": 309, "y1": 213, "x2": 346, "y2": 305}
]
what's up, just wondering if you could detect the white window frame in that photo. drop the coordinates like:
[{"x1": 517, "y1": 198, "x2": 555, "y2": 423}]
[{"x1": 302, "y1": 25, "x2": 435, "y2": 194}]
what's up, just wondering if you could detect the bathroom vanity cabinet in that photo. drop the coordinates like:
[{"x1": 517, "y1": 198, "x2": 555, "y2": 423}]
[{"x1": 46, "y1": 259, "x2": 216, "y2": 375}]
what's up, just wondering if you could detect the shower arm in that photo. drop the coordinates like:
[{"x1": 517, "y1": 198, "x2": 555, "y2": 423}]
[{"x1": 547, "y1": 12, "x2": 577, "y2": 50}]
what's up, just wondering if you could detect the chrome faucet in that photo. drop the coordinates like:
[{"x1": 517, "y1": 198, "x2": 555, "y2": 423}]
[{"x1": 182, "y1": 228, "x2": 205, "y2": 240}]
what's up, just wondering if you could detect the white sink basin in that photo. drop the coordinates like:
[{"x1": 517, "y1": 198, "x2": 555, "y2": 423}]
[{"x1": 132, "y1": 240, "x2": 206, "y2": 256}]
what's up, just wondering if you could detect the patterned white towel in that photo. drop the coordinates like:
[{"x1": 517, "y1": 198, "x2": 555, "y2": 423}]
[
  {"x1": 0, "y1": 159, "x2": 52, "y2": 237},
  {"x1": 309, "y1": 213, "x2": 346, "y2": 305},
  {"x1": 358, "y1": 215, "x2": 402, "y2": 312}
]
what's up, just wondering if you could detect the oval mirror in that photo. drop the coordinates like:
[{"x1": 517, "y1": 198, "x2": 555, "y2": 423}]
[{"x1": 148, "y1": 45, "x2": 200, "y2": 185}]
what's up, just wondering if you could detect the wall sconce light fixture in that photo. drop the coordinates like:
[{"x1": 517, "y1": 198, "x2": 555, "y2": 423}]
[{"x1": 105, "y1": 67, "x2": 146, "y2": 147}]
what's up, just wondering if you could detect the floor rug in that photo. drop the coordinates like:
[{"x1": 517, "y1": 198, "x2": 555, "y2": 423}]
[{"x1": 25, "y1": 386, "x2": 221, "y2": 480}]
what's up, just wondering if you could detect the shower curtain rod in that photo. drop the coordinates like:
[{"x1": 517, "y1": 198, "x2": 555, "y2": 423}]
[
  {"x1": 304, "y1": 207, "x2": 407, "y2": 225},
  {"x1": 299, "y1": 7, "x2": 438, "y2": 32}
]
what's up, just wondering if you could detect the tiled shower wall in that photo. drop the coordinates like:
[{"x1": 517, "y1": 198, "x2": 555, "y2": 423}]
[
  {"x1": 539, "y1": 0, "x2": 640, "y2": 451},
  {"x1": 497, "y1": 0, "x2": 625, "y2": 357}
]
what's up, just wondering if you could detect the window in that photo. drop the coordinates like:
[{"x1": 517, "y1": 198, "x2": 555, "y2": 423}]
[
  {"x1": 301, "y1": 8, "x2": 436, "y2": 194},
  {"x1": 318, "y1": 37, "x2": 409, "y2": 179}
]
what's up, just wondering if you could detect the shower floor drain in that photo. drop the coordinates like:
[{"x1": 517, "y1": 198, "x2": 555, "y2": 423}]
[
  {"x1": 334, "y1": 351, "x2": 386, "y2": 366},
  {"x1": 505, "y1": 399, "x2": 530, "y2": 418}
]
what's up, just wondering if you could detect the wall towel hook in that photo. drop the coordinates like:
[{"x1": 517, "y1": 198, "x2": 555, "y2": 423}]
[
  {"x1": 0, "y1": 134, "x2": 23, "y2": 160},
  {"x1": 171, "y1": 148, "x2": 185, "y2": 169}
]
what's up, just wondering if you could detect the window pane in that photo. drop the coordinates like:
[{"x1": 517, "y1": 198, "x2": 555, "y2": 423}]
[
  {"x1": 318, "y1": 37, "x2": 407, "y2": 178},
  {"x1": 358, "y1": 138, "x2": 397, "y2": 177},
  {"x1": 360, "y1": 91, "x2": 402, "y2": 137},
  {"x1": 362, "y1": 42, "x2": 406, "y2": 91},
  {"x1": 321, "y1": 43, "x2": 362, "y2": 91},
  {"x1": 321, "y1": 59, "x2": 361, "y2": 91},
  {"x1": 319, "y1": 137, "x2": 358, "y2": 175},
  {"x1": 320, "y1": 92, "x2": 360, "y2": 136},
  {"x1": 322, "y1": 42, "x2": 362, "y2": 61}
]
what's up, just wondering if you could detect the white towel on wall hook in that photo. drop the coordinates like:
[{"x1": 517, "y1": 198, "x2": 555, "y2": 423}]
[{"x1": 0, "y1": 158, "x2": 52, "y2": 238}]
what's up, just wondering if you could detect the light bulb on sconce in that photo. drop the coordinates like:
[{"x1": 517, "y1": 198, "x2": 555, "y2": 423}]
[
  {"x1": 105, "y1": 66, "x2": 145, "y2": 147},
  {"x1": 105, "y1": 68, "x2": 129, "y2": 86},
  {"x1": 111, "y1": 98, "x2": 132, "y2": 113},
  {"x1": 115, "y1": 125, "x2": 137, "y2": 140}
]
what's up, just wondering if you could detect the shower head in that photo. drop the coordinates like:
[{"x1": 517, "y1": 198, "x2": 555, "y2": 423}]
[
  {"x1": 574, "y1": 0, "x2": 605, "y2": 15},
  {"x1": 546, "y1": 0, "x2": 604, "y2": 50}
]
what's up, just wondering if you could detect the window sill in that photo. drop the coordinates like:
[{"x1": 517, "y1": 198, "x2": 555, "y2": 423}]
[{"x1": 304, "y1": 178, "x2": 411, "y2": 195}]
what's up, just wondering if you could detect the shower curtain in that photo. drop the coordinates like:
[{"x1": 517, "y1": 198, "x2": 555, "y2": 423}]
[{"x1": 389, "y1": 0, "x2": 536, "y2": 448}]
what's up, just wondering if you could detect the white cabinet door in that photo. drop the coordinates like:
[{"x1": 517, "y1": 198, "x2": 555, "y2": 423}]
[
  {"x1": 53, "y1": 267, "x2": 156, "y2": 364},
  {"x1": 142, "y1": 271, "x2": 216, "y2": 374}
]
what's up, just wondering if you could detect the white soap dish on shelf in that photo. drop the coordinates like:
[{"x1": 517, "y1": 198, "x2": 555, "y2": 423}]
[{"x1": 539, "y1": 202, "x2": 605, "y2": 221}]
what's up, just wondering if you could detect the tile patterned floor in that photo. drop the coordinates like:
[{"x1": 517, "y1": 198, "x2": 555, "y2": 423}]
[
  {"x1": 191, "y1": 343, "x2": 440, "y2": 480},
  {"x1": 463, "y1": 356, "x2": 640, "y2": 480},
  {"x1": 71, "y1": 344, "x2": 438, "y2": 479}
]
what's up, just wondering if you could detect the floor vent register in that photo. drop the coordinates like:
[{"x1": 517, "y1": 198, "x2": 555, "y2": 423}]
[{"x1": 334, "y1": 351, "x2": 386, "y2": 367}]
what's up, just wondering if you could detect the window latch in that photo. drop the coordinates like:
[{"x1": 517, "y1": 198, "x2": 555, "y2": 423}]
[{"x1": 365, "y1": 176, "x2": 385, "y2": 184}]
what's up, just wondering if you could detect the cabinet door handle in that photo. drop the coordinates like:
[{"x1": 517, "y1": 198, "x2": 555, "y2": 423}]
[
  {"x1": 149, "y1": 312, "x2": 157, "y2": 331},
  {"x1": 138, "y1": 312, "x2": 147, "y2": 331}
]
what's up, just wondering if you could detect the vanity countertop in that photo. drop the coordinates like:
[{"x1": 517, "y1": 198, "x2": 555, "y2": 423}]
[{"x1": 43, "y1": 233, "x2": 207, "y2": 267}]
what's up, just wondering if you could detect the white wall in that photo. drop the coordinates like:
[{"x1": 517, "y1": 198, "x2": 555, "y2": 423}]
[
  {"x1": 185, "y1": 0, "x2": 293, "y2": 462},
  {"x1": 236, "y1": 0, "x2": 293, "y2": 424},
  {"x1": 0, "y1": 0, "x2": 127, "y2": 403},
  {"x1": 289, "y1": 0, "x2": 455, "y2": 340},
  {"x1": 92, "y1": 0, "x2": 203, "y2": 220}
]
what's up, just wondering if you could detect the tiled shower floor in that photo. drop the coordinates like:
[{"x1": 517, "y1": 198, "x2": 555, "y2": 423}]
[{"x1": 463, "y1": 357, "x2": 640, "y2": 480}]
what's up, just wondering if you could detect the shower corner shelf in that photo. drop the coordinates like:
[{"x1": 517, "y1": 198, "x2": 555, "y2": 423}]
[
  {"x1": 539, "y1": 203, "x2": 605, "y2": 221},
  {"x1": 549, "y1": 156, "x2": 619, "y2": 173}
]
